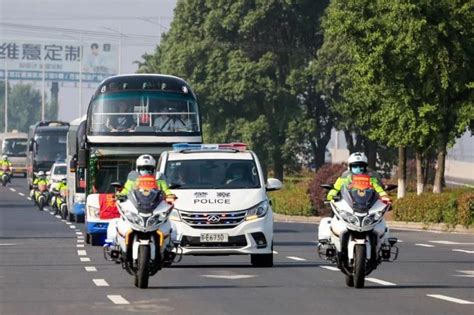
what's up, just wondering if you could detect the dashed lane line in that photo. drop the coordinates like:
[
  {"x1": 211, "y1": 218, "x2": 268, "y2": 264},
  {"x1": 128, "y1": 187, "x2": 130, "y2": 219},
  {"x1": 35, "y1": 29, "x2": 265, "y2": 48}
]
[
  {"x1": 77, "y1": 235, "x2": 84, "y2": 239},
  {"x1": 76, "y1": 232, "x2": 83, "y2": 235},
  {"x1": 452, "y1": 249, "x2": 474, "y2": 254},
  {"x1": 55, "y1": 215, "x2": 61, "y2": 219},
  {"x1": 77, "y1": 250, "x2": 87, "y2": 256},
  {"x1": 80, "y1": 257, "x2": 91, "y2": 262},
  {"x1": 319, "y1": 266, "x2": 339, "y2": 271},
  {"x1": 9, "y1": 188, "x2": 16, "y2": 192},
  {"x1": 273, "y1": 251, "x2": 278, "y2": 254},
  {"x1": 427, "y1": 294, "x2": 474, "y2": 305},
  {"x1": 107, "y1": 295, "x2": 130, "y2": 305},
  {"x1": 366, "y1": 278, "x2": 396, "y2": 286},
  {"x1": 415, "y1": 243, "x2": 435, "y2": 248},
  {"x1": 18, "y1": 192, "x2": 25, "y2": 196},
  {"x1": 77, "y1": 244, "x2": 85, "y2": 248},
  {"x1": 93, "y1": 279, "x2": 109, "y2": 287},
  {"x1": 286, "y1": 256, "x2": 307, "y2": 261},
  {"x1": 65, "y1": 222, "x2": 71, "y2": 225},
  {"x1": 69, "y1": 225, "x2": 76, "y2": 229},
  {"x1": 85, "y1": 266, "x2": 97, "y2": 272},
  {"x1": 77, "y1": 239, "x2": 84, "y2": 243},
  {"x1": 430, "y1": 240, "x2": 474, "y2": 245}
]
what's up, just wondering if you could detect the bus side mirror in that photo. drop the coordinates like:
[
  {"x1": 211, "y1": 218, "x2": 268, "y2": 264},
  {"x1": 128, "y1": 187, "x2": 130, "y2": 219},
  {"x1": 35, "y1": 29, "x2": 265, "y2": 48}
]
[
  {"x1": 78, "y1": 149, "x2": 87, "y2": 168},
  {"x1": 29, "y1": 140, "x2": 34, "y2": 151},
  {"x1": 70, "y1": 155, "x2": 77, "y2": 173}
]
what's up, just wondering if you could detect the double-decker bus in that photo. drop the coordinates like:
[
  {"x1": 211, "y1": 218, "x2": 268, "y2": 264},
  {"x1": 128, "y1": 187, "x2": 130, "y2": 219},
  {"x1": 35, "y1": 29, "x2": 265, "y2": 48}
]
[
  {"x1": 76, "y1": 74, "x2": 202, "y2": 245},
  {"x1": 27, "y1": 121, "x2": 69, "y2": 187}
]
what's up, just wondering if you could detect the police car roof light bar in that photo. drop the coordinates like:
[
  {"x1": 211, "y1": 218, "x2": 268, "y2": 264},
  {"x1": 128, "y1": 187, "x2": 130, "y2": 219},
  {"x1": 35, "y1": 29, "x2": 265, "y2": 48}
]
[{"x1": 172, "y1": 143, "x2": 248, "y2": 152}]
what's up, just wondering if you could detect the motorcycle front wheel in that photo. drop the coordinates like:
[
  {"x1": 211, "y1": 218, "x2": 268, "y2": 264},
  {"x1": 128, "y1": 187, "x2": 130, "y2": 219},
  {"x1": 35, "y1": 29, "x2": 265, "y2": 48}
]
[
  {"x1": 135, "y1": 245, "x2": 151, "y2": 289},
  {"x1": 354, "y1": 245, "x2": 366, "y2": 288}
]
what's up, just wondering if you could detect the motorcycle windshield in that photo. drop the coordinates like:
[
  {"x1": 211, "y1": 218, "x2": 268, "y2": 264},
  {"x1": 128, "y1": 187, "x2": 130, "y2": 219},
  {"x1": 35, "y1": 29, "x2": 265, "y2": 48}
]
[
  {"x1": 341, "y1": 186, "x2": 378, "y2": 213},
  {"x1": 129, "y1": 188, "x2": 163, "y2": 214}
]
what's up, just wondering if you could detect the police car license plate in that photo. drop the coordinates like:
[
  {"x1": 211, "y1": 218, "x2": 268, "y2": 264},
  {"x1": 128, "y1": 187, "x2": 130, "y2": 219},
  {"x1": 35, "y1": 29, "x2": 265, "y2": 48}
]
[{"x1": 200, "y1": 233, "x2": 228, "y2": 243}]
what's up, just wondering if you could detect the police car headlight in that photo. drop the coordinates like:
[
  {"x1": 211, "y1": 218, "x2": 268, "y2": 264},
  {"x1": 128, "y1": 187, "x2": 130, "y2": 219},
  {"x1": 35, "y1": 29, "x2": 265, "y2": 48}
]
[
  {"x1": 339, "y1": 210, "x2": 359, "y2": 225},
  {"x1": 246, "y1": 200, "x2": 269, "y2": 221},
  {"x1": 169, "y1": 209, "x2": 182, "y2": 222},
  {"x1": 124, "y1": 212, "x2": 144, "y2": 226},
  {"x1": 87, "y1": 205, "x2": 100, "y2": 217}
]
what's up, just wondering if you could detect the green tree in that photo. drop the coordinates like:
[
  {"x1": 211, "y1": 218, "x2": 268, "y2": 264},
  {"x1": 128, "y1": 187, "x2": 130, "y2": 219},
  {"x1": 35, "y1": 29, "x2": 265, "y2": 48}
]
[
  {"x1": 7, "y1": 83, "x2": 42, "y2": 133},
  {"x1": 319, "y1": 0, "x2": 473, "y2": 196},
  {"x1": 138, "y1": 0, "x2": 329, "y2": 179}
]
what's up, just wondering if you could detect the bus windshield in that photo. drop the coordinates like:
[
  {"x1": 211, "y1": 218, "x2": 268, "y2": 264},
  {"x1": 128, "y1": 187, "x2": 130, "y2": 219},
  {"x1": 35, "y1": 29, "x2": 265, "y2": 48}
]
[
  {"x1": 2, "y1": 138, "x2": 27, "y2": 157},
  {"x1": 34, "y1": 133, "x2": 67, "y2": 162},
  {"x1": 88, "y1": 91, "x2": 200, "y2": 135}
]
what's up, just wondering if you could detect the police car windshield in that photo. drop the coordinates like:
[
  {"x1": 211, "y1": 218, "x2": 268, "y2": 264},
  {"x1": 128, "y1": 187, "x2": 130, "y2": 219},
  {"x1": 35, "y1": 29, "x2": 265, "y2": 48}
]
[
  {"x1": 53, "y1": 166, "x2": 67, "y2": 175},
  {"x1": 165, "y1": 159, "x2": 261, "y2": 189}
]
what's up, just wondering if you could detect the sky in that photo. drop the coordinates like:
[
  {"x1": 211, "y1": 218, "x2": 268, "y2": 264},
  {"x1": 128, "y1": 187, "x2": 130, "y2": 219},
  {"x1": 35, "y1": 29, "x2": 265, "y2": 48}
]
[{"x1": 0, "y1": 0, "x2": 177, "y2": 121}]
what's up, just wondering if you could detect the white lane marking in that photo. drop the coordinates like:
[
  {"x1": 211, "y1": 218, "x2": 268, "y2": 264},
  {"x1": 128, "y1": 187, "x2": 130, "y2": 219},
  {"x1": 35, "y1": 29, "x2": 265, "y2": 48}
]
[
  {"x1": 80, "y1": 257, "x2": 91, "y2": 262},
  {"x1": 431, "y1": 241, "x2": 474, "y2": 245},
  {"x1": 286, "y1": 256, "x2": 307, "y2": 261},
  {"x1": 319, "y1": 265, "x2": 339, "y2": 271},
  {"x1": 69, "y1": 225, "x2": 76, "y2": 229},
  {"x1": 107, "y1": 295, "x2": 130, "y2": 305},
  {"x1": 77, "y1": 250, "x2": 87, "y2": 256},
  {"x1": 273, "y1": 251, "x2": 278, "y2": 254},
  {"x1": 77, "y1": 244, "x2": 85, "y2": 248},
  {"x1": 453, "y1": 249, "x2": 474, "y2": 254},
  {"x1": 18, "y1": 192, "x2": 25, "y2": 196},
  {"x1": 49, "y1": 212, "x2": 55, "y2": 215},
  {"x1": 77, "y1": 239, "x2": 84, "y2": 243},
  {"x1": 92, "y1": 279, "x2": 109, "y2": 287},
  {"x1": 65, "y1": 222, "x2": 71, "y2": 225},
  {"x1": 85, "y1": 266, "x2": 97, "y2": 272},
  {"x1": 0, "y1": 243, "x2": 17, "y2": 246},
  {"x1": 366, "y1": 278, "x2": 396, "y2": 286},
  {"x1": 55, "y1": 215, "x2": 61, "y2": 218},
  {"x1": 427, "y1": 294, "x2": 474, "y2": 305},
  {"x1": 77, "y1": 235, "x2": 84, "y2": 239},
  {"x1": 9, "y1": 188, "x2": 16, "y2": 192},
  {"x1": 27, "y1": 197, "x2": 32, "y2": 200},
  {"x1": 76, "y1": 232, "x2": 82, "y2": 235},
  {"x1": 202, "y1": 275, "x2": 257, "y2": 280},
  {"x1": 415, "y1": 243, "x2": 435, "y2": 248}
]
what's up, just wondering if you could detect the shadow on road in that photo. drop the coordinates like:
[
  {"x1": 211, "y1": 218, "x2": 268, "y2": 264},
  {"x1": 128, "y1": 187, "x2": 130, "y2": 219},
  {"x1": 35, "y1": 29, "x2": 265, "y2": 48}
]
[
  {"x1": 146, "y1": 285, "x2": 279, "y2": 290},
  {"x1": 364, "y1": 284, "x2": 474, "y2": 289}
]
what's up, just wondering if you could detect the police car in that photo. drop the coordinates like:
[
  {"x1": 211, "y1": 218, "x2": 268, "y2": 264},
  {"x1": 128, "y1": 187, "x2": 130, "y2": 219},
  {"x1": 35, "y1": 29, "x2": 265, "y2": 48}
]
[{"x1": 157, "y1": 143, "x2": 282, "y2": 267}]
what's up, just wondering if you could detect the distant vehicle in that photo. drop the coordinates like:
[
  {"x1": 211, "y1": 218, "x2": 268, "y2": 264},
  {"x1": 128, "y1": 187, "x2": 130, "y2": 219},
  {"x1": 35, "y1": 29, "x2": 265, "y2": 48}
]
[
  {"x1": 158, "y1": 143, "x2": 283, "y2": 267},
  {"x1": 47, "y1": 161, "x2": 67, "y2": 191},
  {"x1": 66, "y1": 116, "x2": 87, "y2": 223},
  {"x1": 0, "y1": 131, "x2": 28, "y2": 177},
  {"x1": 27, "y1": 121, "x2": 69, "y2": 188}
]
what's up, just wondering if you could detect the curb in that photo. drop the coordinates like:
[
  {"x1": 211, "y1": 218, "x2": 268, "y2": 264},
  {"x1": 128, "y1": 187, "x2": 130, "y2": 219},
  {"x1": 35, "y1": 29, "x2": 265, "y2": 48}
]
[{"x1": 273, "y1": 213, "x2": 474, "y2": 234}]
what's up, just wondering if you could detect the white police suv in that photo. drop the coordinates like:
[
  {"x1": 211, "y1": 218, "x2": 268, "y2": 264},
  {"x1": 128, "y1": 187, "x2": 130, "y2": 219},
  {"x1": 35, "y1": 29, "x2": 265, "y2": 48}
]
[{"x1": 157, "y1": 143, "x2": 282, "y2": 267}]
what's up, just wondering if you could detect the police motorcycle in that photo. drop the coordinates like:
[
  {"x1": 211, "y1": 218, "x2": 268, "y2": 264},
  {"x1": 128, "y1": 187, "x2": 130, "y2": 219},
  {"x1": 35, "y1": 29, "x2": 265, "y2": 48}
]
[
  {"x1": 318, "y1": 178, "x2": 399, "y2": 288},
  {"x1": 50, "y1": 178, "x2": 68, "y2": 218},
  {"x1": 103, "y1": 175, "x2": 180, "y2": 289},
  {"x1": 0, "y1": 164, "x2": 11, "y2": 187},
  {"x1": 31, "y1": 172, "x2": 50, "y2": 211}
]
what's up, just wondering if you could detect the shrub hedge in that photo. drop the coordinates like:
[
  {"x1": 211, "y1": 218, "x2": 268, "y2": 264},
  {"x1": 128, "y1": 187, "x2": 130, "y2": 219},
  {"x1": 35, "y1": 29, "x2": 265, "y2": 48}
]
[
  {"x1": 392, "y1": 188, "x2": 474, "y2": 227},
  {"x1": 268, "y1": 179, "x2": 313, "y2": 216},
  {"x1": 308, "y1": 163, "x2": 347, "y2": 216}
]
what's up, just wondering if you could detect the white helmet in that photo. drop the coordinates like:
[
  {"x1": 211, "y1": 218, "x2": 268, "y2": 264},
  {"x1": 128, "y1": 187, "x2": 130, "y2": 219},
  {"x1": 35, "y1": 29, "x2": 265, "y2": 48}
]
[
  {"x1": 2, "y1": 155, "x2": 7, "y2": 160},
  {"x1": 37, "y1": 171, "x2": 46, "y2": 177},
  {"x1": 348, "y1": 152, "x2": 368, "y2": 168},
  {"x1": 136, "y1": 154, "x2": 156, "y2": 175}
]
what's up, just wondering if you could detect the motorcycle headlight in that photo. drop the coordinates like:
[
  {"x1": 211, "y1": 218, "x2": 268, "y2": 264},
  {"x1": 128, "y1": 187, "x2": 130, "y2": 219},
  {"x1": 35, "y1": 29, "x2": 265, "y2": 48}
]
[
  {"x1": 124, "y1": 212, "x2": 144, "y2": 226},
  {"x1": 246, "y1": 200, "x2": 269, "y2": 221},
  {"x1": 339, "y1": 210, "x2": 359, "y2": 225},
  {"x1": 87, "y1": 205, "x2": 100, "y2": 217},
  {"x1": 362, "y1": 211, "x2": 384, "y2": 226},
  {"x1": 146, "y1": 210, "x2": 170, "y2": 227}
]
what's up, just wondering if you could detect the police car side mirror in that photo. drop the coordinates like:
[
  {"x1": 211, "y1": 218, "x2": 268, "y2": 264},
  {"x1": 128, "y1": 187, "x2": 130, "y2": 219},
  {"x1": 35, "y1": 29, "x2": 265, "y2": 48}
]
[
  {"x1": 266, "y1": 178, "x2": 283, "y2": 191},
  {"x1": 46, "y1": 171, "x2": 51, "y2": 176}
]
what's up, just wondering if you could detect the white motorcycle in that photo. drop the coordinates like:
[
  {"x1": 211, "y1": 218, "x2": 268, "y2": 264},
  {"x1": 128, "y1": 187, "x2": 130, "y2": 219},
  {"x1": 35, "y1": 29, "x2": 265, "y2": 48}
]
[
  {"x1": 103, "y1": 180, "x2": 181, "y2": 289},
  {"x1": 318, "y1": 181, "x2": 399, "y2": 288}
]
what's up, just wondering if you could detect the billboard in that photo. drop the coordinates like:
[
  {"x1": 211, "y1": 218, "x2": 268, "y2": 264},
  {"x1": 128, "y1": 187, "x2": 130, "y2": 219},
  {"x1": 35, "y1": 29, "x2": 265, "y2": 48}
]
[{"x1": 0, "y1": 41, "x2": 118, "y2": 83}]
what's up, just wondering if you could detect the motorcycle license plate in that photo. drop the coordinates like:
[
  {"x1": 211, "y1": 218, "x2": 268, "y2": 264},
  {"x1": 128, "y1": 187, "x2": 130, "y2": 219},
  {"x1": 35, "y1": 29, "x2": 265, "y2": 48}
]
[{"x1": 200, "y1": 233, "x2": 228, "y2": 243}]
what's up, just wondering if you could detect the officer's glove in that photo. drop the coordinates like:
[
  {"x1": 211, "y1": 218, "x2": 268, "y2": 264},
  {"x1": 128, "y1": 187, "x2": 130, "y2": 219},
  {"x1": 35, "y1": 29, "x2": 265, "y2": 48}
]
[{"x1": 381, "y1": 195, "x2": 392, "y2": 205}]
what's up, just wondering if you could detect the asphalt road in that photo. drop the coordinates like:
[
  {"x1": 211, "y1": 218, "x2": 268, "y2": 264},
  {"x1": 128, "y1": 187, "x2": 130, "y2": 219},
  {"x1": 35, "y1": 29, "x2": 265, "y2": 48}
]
[{"x1": 1, "y1": 178, "x2": 473, "y2": 315}]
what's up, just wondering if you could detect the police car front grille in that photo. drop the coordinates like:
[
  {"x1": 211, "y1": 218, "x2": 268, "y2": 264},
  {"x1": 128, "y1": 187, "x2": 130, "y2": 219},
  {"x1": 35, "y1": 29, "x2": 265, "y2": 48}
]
[{"x1": 179, "y1": 210, "x2": 247, "y2": 229}]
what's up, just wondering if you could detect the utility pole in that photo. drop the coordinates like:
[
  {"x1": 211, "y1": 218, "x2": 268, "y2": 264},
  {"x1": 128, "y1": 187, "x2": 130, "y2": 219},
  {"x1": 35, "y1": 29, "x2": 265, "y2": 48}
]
[{"x1": 4, "y1": 58, "x2": 8, "y2": 134}]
